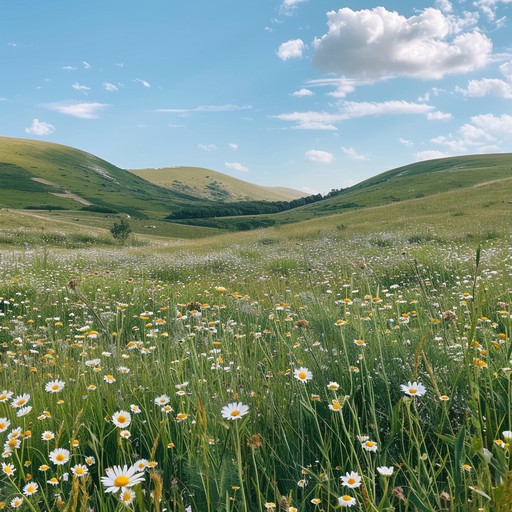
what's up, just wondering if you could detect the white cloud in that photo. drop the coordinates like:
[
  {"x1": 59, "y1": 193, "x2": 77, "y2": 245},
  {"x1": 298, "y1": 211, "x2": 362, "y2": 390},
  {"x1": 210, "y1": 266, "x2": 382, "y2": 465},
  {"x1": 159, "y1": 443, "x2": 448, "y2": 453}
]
[
  {"x1": 435, "y1": 0, "x2": 453, "y2": 13},
  {"x1": 155, "y1": 104, "x2": 251, "y2": 113},
  {"x1": 280, "y1": 0, "x2": 308, "y2": 14},
  {"x1": 426, "y1": 111, "x2": 453, "y2": 120},
  {"x1": 414, "y1": 150, "x2": 449, "y2": 161},
  {"x1": 275, "y1": 101, "x2": 434, "y2": 129},
  {"x1": 339, "y1": 100, "x2": 434, "y2": 118},
  {"x1": 43, "y1": 101, "x2": 109, "y2": 119},
  {"x1": 474, "y1": 0, "x2": 512, "y2": 21},
  {"x1": 341, "y1": 146, "x2": 368, "y2": 160},
  {"x1": 274, "y1": 111, "x2": 344, "y2": 130},
  {"x1": 228, "y1": 143, "x2": 238, "y2": 149},
  {"x1": 313, "y1": 7, "x2": 492, "y2": 80},
  {"x1": 292, "y1": 88, "x2": 314, "y2": 97},
  {"x1": 72, "y1": 82, "x2": 90, "y2": 91},
  {"x1": 135, "y1": 78, "x2": 151, "y2": 88},
  {"x1": 103, "y1": 82, "x2": 119, "y2": 92},
  {"x1": 82, "y1": 61, "x2": 91, "y2": 69},
  {"x1": 306, "y1": 77, "x2": 363, "y2": 98},
  {"x1": 277, "y1": 39, "x2": 305, "y2": 61},
  {"x1": 62, "y1": 66, "x2": 77, "y2": 71},
  {"x1": 431, "y1": 113, "x2": 512, "y2": 152},
  {"x1": 198, "y1": 144, "x2": 217, "y2": 151},
  {"x1": 167, "y1": 124, "x2": 184, "y2": 128},
  {"x1": 25, "y1": 118, "x2": 55, "y2": 136},
  {"x1": 460, "y1": 78, "x2": 512, "y2": 98},
  {"x1": 500, "y1": 60, "x2": 512, "y2": 81},
  {"x1": 225, "y1": 162, "x2": 249, "y2": 172},
  {"x1": 305, "y1": 149, "x2": 333, "y2": 164},
  {"x1": 399, "y1": 137, "x2": 414, "y2": 147}
]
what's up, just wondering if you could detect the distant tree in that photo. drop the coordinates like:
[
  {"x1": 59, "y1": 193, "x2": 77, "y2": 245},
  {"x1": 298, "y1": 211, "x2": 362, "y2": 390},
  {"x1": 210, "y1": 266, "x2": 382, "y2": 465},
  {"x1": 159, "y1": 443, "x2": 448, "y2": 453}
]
[{"x1": 110, "y1": 219, "x2": 132, "y2": 241}]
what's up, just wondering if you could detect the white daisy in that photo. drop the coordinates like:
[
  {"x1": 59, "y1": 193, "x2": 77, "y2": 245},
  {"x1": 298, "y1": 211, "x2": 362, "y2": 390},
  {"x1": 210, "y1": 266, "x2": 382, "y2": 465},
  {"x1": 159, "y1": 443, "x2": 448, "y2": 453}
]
[
  {"x1": 100, "y1": 464, "x2": 145, "y2": 493},
  {"x1": 400, "y1": 381, "x2": 426, "y2": 397},
  {"x1": 221, "y1": 402, "x2": 249, "y2": 420}
]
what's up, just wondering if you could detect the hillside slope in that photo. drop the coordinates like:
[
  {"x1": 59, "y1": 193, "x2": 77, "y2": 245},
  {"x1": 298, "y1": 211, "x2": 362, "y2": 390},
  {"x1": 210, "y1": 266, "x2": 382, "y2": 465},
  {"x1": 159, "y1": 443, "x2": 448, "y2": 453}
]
[
  {"x1": 130, "y1": 166, "x2": 307, "y2": 201},
  {"x1": 0, "y1": 137, "x2": 206, "y2": 219}
]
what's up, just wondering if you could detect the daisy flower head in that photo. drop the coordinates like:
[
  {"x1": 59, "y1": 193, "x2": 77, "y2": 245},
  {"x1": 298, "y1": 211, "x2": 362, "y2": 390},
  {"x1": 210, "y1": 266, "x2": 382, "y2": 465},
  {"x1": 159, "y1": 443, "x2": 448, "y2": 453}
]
[
  {"x1": 119, "y1": 488, "x2": 136, "y2": 506},
  {"x1": 22, "y1": 482, "x2": 39, "y2": 496},
  {"x1": 338, "y1": 495, "x2": 357, "y2": 507},
  {"x1": 41, "y1": 431, "x2": 55, "y2": 441},
  {"x1": 377, "y1": 466, "x2": 394, "y2": 476},
  {"x1": 502, "y1": 430, "x2": 512, "y2": 441},
  {"x1": 341, "y1": 471, "x2": 361, "y2": 488},
  {"x1": 45, "y1": 380, "x2": 65, "y2": 393},
  {"x1": 400, "y1": 381, "x2": 426, "y2": 397},
  {"x1": 49, "y1": 448, "x2": 70, "y2": 465},
  {"x1": 327, "y1": 381, "x2": 340, "y2": 391},
  {"x1": 221, "y1": 402, "x2": 249, "y2": 421},
  {"x1": 71, "y1": 464, "x2": 89, "y2": 477},
  {"x1": 101, "y1": 464, "x2": 145, "y2": 493},
  {"x1": 11, "y1": 393, "x2": 30, "y2": 408},
  {"x1": 0, "y1": 418, "x2": 10, "y2": 432},
  {"x1": 120, "y1": 430, "x2": 131, "y2": 439},
  {"x1": 154, "y1": 395, "x2": 170, "y2": 406},
  {"x1": 112, "y1": 410, "x2": 132, "y2": 428},
  {"x1": 361, "y1": 440, "x2": 378, "y2": 452},
  {"x1": 1, "y1": 462, "x2": 16, "y2": 476},
  {"x1": 0, "y1": 391, "x2": 13, "y2": 402},
  {"x1": 10, "y1": 496, "x2": 24, "y2": 508},
  {"x1": 16, "y1": 406, "x2": 32, "y2": 418},
  {"x1": 294, "y1": 367, "x2": 313, "y2": 383}
]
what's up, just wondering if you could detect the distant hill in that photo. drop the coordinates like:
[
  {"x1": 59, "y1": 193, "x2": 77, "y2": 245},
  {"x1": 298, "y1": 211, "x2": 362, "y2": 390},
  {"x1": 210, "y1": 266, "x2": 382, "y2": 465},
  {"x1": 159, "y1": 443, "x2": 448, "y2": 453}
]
[{"x1": 130, "y1": 166, "x2": 307, "y2": 202}]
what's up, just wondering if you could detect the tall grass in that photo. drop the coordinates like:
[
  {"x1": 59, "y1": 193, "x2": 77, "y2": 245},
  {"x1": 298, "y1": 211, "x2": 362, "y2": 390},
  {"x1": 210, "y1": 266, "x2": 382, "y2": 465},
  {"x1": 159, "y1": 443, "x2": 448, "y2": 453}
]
[{"x1": 0, "y1": 235, "x2": 510, "y2": 511}]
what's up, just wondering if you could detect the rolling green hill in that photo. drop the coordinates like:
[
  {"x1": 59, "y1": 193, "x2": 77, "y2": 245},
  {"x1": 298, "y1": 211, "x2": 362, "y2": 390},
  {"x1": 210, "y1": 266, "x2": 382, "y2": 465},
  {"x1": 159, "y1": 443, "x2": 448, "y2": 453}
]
[
  {"x1": 0, "y1": 137, "x2": 213, "y2": 219},
  {"x1": 130, "y1": 166, "x2": 307, "y2": 201}
]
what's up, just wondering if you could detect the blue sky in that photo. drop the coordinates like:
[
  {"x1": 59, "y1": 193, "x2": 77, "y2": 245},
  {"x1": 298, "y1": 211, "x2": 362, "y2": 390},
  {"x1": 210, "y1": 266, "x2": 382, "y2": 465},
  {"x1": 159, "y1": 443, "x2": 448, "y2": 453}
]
[{"x1": 1, "y1": 0, "x2": 512, "y2": 194}]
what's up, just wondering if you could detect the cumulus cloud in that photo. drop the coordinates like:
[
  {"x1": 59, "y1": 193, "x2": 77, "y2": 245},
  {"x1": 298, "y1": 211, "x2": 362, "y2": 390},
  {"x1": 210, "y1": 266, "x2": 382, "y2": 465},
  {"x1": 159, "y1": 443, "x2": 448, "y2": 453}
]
[
  {"x1": 277, "y1": 39, "x2": 305, "y2": 61},
  {"x1": 292, "y1": 88, "x2": 314, "y2": 97},
  {"x1": 431, "y1": 113, "x2": 512, "y2": 152},
  {"x1": 305, "y1": 149, "x2": 333, "y2": 164},
  {"x1": 225, "y1": 162, "x2": 249, "y2": 172},
  {"x1": 25, "y1": 118, "x2": 55, "y2": 136},
  {"x1": 134, "y1": 78, "x2": 151, "y2": 88},
  {"x1": 43, "y1": 101, "x2": 109, "y2": 119},
  {"x1": 459, "y1": 78, "x2": 512, "y2": 98},
  {"x1": 103, "y1": 82, "x2": 119, "y2": 92},
  {"x1": 72, "y1": 82, "x2": 90, "y2": 91},
  {"x1": 341, "y1": 146, "x2": 368, "y2": 160},
  {"x1": 313, "y1": 7, "x2": 492, "y2": 80}
]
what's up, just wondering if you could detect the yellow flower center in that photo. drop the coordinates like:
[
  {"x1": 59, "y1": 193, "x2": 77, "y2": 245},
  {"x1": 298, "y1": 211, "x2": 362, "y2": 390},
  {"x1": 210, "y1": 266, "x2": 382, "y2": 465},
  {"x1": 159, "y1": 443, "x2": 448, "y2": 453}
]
[
  {"x1": 348, "y1": 478, "x2": 356, "y2": 484},
  {"x1": 341, "y1": 495, "x2": 352, "y2": 502},
  {"x1": 114, "y1": 475, "x2": 130, "y2": 487},
  {"x1": 298, "y1": 371, "x2": 307, "y2": 380},
  {"x1": 230, "y1": 410, "x2": 241, "y2": 417},
  {"x1": 56, "y1": 454, "x2": 65, "y2": 462},
  {"x1": 117, "y1": 416, "x2": 126, "y2": 424},
  {"x1": 52, "y1": 384, "x2": 59, "y2": 390},
  {"x1": 409, "y1": 388, "x2": 417, "y2": 394}
]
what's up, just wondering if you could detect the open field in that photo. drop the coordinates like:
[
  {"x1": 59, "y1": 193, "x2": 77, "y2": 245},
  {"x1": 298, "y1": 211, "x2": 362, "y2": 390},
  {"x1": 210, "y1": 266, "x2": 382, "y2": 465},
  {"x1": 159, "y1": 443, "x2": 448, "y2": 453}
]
[{"x1": 0, "y1": 216, "x2": 511, "y2": 510}]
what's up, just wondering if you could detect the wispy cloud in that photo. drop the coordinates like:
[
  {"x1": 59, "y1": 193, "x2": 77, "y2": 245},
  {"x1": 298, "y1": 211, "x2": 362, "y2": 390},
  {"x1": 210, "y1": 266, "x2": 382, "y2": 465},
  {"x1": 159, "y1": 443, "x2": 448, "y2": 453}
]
[
  {"x1": 198, "y1": 144, "x2": 217, "y2": 151},
  {"x1": 305, "y1": 149, "x2": 333, "y2": 164},
  {"x1": 82, "y1": 61, "x2": 91, "y2": 69},
  {"x1": 62, "y1": 65, "x2": 77, "y2": 71},
  {"x1": 155, "y1": 104, "x2": 252, "y2": 113},
  {"x1": 25, "y1": 118, "x2": 55, "y2": 136},
  {"x1": 72, "y1": 82, "x2": 90, "y2": 91},
  {"x1": 43, "y1": 101, "x2": 109, "y2": 119},
  {"x1": 134, "y1": 78, "x2": 151, "y2": 88},
  {"x1": 280, "y1": 0, "x2": 308, "y2": 15},
  {"x1": 103, "y1": 82, "x2": 119, "y2": 92},
  {"x1": 275, "y1": 101, "x2": 435, "y2": 129},
  {"x1": 225, "y1": 162, "x2": 249, "y2": 172},
  {"x1": 228, "y1": 143, "x2": 238, "y2": 149},
  {"x1": 277, "y1": 39, "x2": 305, "y2": 61},
  {"x1": 341, "y1": 146, "x2": 368, "y2": 160}
]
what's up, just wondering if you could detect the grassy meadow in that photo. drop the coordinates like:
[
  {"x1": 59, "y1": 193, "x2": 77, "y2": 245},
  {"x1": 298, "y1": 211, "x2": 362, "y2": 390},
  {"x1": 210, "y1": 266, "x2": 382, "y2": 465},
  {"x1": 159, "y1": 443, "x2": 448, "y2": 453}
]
[{"x1": 0, "y1": 212, "x2": 511, "y2": 511}]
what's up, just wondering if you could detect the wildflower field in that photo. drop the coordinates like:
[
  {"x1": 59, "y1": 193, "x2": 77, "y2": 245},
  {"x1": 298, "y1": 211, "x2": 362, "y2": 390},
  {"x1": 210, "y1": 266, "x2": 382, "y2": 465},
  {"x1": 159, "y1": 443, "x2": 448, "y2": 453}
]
[{"x1": 0, "y1": 231, "x2": 511, "y2": 511}]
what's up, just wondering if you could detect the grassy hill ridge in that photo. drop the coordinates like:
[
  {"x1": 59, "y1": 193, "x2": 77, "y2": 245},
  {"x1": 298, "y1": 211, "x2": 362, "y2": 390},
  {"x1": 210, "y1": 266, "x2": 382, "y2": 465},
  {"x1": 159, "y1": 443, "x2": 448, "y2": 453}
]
[{"x1": 130, "y1": 166, "x2": 307, "y2": 202}]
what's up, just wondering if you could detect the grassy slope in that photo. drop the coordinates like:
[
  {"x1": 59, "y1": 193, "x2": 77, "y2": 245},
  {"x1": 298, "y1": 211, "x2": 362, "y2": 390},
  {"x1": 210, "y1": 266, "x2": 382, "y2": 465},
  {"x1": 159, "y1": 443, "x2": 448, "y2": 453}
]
[
  {"x1": 130, "y1": 166, "x2": 307, "y2": 201},
  {"x1": 0, "y1": 137, "x2": 211, "y2": 219}
]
